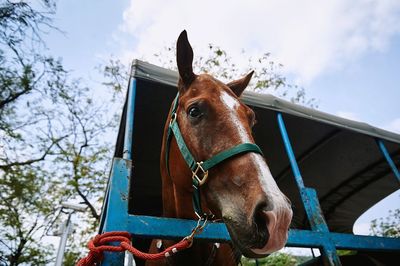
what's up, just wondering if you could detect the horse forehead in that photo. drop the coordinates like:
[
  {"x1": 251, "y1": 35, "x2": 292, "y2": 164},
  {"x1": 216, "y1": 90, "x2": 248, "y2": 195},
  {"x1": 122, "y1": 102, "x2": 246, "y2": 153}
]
[
  {"x1": 191, "y1": 75, "x2": 240, "y2": 106},
  {"x1": 191, "y1": 74, "x2": 223, "y2": 91}
]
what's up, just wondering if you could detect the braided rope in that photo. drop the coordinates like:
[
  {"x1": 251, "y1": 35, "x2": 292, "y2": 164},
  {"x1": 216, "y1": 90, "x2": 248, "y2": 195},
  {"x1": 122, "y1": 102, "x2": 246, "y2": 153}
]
[{"x1": 76, "y1": 231, "x2": 192, "y2": 266}]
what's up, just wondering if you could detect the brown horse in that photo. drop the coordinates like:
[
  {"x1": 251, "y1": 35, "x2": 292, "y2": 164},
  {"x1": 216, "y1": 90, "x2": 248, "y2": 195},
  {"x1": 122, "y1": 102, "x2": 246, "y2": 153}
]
[{"x1": 147, "y1": 31, "x2": 292, "y2": 266}]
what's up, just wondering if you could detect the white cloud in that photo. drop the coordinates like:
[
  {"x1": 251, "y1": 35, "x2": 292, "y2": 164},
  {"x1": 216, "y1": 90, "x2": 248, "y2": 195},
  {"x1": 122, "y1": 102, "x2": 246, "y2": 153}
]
[
  {"x1": 116, "y1": 0, "x2": 400, "y2": 84},
  {"x1": 336, "y1": 111, "x2": 361, "y2": 121}
]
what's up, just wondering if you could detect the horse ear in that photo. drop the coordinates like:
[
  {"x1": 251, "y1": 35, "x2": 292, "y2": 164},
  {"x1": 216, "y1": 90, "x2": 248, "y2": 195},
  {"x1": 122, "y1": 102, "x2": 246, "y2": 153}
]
[
  {"x1": 176, "y1": 30, "x2": 195, "y2": 89},
  {"x1": 227, "y1": 71, "x2": 254, "y2": 96}
]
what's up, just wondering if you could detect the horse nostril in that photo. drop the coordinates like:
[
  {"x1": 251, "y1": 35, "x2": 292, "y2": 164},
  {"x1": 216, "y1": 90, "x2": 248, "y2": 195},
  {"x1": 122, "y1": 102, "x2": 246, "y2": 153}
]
[
  {"x1": 253, "y1": 201, "x2": 279, "y2": 238},
  {"x1": 253, "y1": 202, "x2": 272, "y2": 231},
  {"x1": 254, "y1": 209, "x2": 266, "y2": 229},
  {"x1": 250, "y1": 199, "x2": 292, "y2": 254}
]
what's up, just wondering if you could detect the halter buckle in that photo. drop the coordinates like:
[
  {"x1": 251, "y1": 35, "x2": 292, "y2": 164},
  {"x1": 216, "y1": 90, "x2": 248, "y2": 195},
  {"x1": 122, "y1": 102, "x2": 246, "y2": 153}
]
[
  {"x1": 192, "y1": 161, "x2": 209, "y2": 186},
  {"x1": 169, "y1": 113, "x2": 177, "y2": 126}
]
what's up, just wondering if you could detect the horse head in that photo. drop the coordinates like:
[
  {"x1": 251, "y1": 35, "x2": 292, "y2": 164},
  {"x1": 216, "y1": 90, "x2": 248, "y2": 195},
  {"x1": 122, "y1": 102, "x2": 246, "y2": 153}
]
[{"x1": 161, "y1": 30, "x2": 292, "y2": 259}]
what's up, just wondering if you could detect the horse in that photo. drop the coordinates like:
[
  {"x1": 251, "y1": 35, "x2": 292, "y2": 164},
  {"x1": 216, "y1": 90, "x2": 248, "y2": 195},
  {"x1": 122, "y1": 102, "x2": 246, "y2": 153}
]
[{"x1": 146, "y1": 31, "x2": 293, "y2": 266}]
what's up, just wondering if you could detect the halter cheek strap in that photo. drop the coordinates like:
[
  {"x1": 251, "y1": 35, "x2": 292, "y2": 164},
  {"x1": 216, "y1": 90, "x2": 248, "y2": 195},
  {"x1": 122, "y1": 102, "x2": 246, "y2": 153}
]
[{"x1": 165, "y1": 93, "x2": 263, "y2": 217}]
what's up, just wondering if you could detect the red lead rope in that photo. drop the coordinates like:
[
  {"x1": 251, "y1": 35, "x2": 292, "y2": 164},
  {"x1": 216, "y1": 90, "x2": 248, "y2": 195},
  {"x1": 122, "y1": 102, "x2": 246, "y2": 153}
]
[{"x1": 76, "y1": 231, "x2": 192, "y2": 266}]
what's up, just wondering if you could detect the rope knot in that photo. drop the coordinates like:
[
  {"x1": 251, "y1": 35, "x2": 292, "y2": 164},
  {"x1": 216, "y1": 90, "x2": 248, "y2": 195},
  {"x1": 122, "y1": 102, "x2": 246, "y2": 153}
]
[{"x1": 77, "y1": 232, "x2": 133, "y2": 266}]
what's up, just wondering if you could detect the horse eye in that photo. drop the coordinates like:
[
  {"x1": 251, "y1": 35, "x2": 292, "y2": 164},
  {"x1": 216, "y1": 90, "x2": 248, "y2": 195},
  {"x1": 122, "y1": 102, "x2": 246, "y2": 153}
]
[{"x1": 188, "y1": 106, "x2": 202, "y2": 118}]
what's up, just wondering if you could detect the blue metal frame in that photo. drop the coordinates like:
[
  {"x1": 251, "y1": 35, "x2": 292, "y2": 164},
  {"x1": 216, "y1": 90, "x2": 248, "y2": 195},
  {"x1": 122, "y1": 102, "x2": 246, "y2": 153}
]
[
  {"x1": 376, "y1": 139, "x2": 400, "y2": 184},
  {"x1": 100, "y1": 77, "x2": 137, "y2": 265},
  {"x1": 101, "y1": 158, "x2": 130, "y2": 265},
  {"x1": 123, "y1": 78, "x2": 137, "y2": 160},
  {"x1": 98, "y1": 78, "x2": 400, "y2": 265}
]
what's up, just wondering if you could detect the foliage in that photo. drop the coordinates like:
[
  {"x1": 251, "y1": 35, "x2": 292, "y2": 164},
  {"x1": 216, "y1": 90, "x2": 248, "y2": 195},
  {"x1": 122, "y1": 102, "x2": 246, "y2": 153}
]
[
  {"x1": 104, "y1": 44, "x2": 317, "y2": 108},
  {"x1": 370, "y1": 208, "x2": 400, "y2": 237},
  {"x1": 0, "y1": 165, "x2": 56, "y2": 265},
  {"x1": 102, "y1": 58, "x2": 129, "y2": 98},
  {"x1": 0, "y1": 1, "x2": 115, "y2": 264},
  {"x1": 241, "y1": 253, "x2": 297, "y2": 266}
]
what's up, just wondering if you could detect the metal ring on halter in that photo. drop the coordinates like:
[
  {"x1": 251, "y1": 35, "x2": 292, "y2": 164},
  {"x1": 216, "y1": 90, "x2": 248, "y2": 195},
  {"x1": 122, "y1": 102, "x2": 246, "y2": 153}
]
[
  {"x1": 192, "y1": 161, "x2": 209, "y2": 186},
  {"x1": 184, "y1": 215, "x2": 209, "y2": 247},
  {"x1": 169, "y1": 113, "x2": 177, "y2": 126}
]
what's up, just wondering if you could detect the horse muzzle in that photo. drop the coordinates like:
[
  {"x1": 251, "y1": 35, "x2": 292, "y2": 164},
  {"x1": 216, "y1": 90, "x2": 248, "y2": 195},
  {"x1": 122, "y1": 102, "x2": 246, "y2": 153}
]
[{"x1": 222, "y1": 200, "x2": 292, "y2": 258}]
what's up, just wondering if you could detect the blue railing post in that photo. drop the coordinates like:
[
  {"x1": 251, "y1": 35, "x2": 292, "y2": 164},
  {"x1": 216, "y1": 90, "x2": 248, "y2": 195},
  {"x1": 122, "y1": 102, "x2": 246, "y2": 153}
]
[
  {"x1": 100, "y1": 78, "x2": 137, "y2": 265},
  {"x1": 376, "y1": 139, "x2": 400, "y2": 184},
  {"x1": 123, "y1": 78, "x2": 137, "y2": 160},
  {"x1": 277, "y1": 112, "x2": 341, "y2": 266}
]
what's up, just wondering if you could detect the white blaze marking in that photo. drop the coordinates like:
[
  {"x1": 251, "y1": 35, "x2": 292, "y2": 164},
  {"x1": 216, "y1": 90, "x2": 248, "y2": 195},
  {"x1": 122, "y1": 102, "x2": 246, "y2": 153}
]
[
  {"x1": 251, "y1": 154, "x2": 287, "y2": 208},
  {"x1": 220, "y1": 91, "x2": 250, "y2": 143},
  {"x1": 219, "y1": 91, "x2": 287, "y2": 210},
  {"x1": 220, "y1": 90, "x2": 239, "y2": 110}
]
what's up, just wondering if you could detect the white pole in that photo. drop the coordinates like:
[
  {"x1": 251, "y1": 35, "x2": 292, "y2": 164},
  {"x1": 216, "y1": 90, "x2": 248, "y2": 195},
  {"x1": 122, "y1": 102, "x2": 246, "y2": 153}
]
[
  {"x1": 124, "y1": 252, "x2": 135, "y2": 266},
  {"x1": 55, "y1": 213, "x2": 72, "y2": 266}
]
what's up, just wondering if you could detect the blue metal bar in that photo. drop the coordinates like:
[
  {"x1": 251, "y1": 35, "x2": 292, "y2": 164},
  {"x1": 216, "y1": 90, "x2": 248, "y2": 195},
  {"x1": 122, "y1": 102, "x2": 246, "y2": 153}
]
[
  {"x1": 376, "y1": 139, "x2": 400, "y2": 184},
  {"x1": 128, "y1": 215, "x2": 230, "y2": 242},
  {"x1": 100, "y1": 158, "x2": 131, "y2": 265},
  {"x1": 276, "y1": 112, "x2": 341, "y2": 265},
  {"x1": 277, "y1": 112, "x2": 305, "y2": 189},
  {"x1": 125, "y1": 215, "x2": 400, "y2": 251},
  {"x1": 277, "y1": 113, "x2": 328, "y2": 230},
  {"x1": 123, "y1": 78, "x2": 137, "y2": 160},
  {"x1": 102, "y1": 159, "x2": 130, "y2": 232},
  {"x1": 301, "y1": 188, "x2": 330, "y2": 232},
  {"x1": 100, "y1": 75, "x2": 137, "y2": 265}
]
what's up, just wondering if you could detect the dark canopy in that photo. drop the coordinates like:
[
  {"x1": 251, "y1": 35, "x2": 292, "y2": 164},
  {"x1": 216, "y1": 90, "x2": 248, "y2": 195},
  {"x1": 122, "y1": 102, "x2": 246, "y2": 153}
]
[{"x1": 116, "y1": 60, "x2": 400, "y2": 233}]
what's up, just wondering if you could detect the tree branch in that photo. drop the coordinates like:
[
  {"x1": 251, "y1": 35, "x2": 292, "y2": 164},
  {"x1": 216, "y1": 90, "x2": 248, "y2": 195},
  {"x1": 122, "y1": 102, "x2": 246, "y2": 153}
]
[
  {"x1": 0, "y1": 87, "x2": 31, "y2": 109},
  {"x1": 75, "y1": 185, "x2": 99, "y2": 220},
  {"x1": 0, "y1": 135, "x2": 65, "y2": 170}
]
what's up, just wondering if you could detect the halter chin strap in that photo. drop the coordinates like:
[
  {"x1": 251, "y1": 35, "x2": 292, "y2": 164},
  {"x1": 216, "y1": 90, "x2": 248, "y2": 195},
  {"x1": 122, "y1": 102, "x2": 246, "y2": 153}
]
[{"x1": 165, "y1": 93, "x2": 263, "y2": 217}]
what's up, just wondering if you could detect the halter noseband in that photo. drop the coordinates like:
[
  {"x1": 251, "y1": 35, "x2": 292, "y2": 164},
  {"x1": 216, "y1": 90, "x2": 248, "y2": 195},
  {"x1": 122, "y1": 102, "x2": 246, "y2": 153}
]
[{"x1": 165, "y1": 93, "x2": 263, "y2": 218}]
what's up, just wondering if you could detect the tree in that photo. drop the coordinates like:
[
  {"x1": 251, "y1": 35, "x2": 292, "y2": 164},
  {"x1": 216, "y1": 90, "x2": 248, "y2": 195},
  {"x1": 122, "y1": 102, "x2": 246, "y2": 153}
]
[
  {"x1": 0, "y1": 165, "x2": 57, "y2": 265},
  {"x1": 0, "y1": 1, "x2": 116, "y2": 264},
  {"x1": 0, "y1": 0, "x2": 65, "y2": 168},
  {"x1": 0, "y1": 1, "x2": 63, "y2": 264},
  {"x1": 370, "y1": 207, "x2": 400, "y2": 238}
]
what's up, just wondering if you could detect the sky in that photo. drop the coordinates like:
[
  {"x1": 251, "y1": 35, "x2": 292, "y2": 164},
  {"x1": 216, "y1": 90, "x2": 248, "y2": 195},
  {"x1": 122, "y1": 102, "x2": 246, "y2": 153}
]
[{"x1": 43, "y1": 0, "x2": 399, "y2": 237}]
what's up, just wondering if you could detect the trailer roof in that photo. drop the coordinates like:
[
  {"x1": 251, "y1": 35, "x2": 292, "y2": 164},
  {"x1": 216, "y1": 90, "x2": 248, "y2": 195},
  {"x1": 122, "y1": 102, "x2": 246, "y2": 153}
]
[{"x1": 132, "y1": 59, "x2": 400, "y2": 144}]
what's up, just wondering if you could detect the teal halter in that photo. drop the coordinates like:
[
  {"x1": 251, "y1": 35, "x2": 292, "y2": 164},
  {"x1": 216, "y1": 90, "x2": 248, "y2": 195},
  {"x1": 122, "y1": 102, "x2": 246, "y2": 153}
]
[{"x1": 165, "y1": 93, "x2": 263, "y2": 218}]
